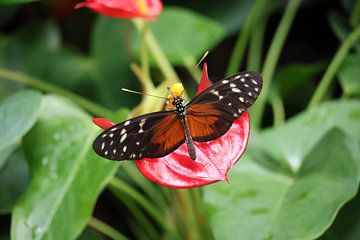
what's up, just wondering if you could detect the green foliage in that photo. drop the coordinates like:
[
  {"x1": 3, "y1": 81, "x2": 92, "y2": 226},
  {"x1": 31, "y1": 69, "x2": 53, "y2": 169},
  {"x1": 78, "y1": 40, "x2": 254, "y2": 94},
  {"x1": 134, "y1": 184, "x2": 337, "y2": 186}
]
[
  {"x1": 338, "y1": 53, "x2": 360, "y2": 96},
  {"x1": 134, "y1": 7, "x2": 226, "y2": 65},
  {"x1": 0, "y1": 0, "x2": 359, "y2": 239},
  {"x1": 0, "y1": 0, "x2": 40, "y2": 4},
  {"x1": 0, "y1": 148, "x2": 29, "y2": 213},
  {"x1": 11, "y1": 95, "x2": 119, "y2": 240},
  {"x1": 0, "y1": 90, "x2": 42, "y2": 169},
  {"x1": 205, "y1": 102, "x2": 360, "y2": 239}
]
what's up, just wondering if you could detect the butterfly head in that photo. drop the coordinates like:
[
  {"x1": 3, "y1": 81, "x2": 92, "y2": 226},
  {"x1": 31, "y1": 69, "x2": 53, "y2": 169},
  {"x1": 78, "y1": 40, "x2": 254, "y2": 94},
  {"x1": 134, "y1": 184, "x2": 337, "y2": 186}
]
[{"x1": 166, "y1": 83, "x2": 185, "y2": 109}]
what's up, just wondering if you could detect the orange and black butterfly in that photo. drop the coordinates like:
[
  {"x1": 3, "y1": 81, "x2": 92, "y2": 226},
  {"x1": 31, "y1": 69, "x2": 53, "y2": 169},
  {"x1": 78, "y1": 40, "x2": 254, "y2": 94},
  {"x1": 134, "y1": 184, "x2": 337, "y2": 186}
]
[{"x1": 93, "y1": 72, "x2": 263, "y2": 161}]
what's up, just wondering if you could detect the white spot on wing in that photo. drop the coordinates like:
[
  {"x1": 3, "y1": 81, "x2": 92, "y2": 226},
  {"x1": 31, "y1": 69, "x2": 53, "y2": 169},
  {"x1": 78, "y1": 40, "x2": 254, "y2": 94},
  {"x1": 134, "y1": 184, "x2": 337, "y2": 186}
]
[
  {"x1": 241, "y1": 78, "x2": 245, "y2": 82},
  {"x1": 124, "y1": 121, "x2": 130, "y2": 126},
  {"x1": 104, "y1": 151, "x2": 108, "y2": 155},
  {"x1": 248, "y1": 92, "x2": 253, "y2": 96},
  {"x1": 252, "y1": 79, "x2": 258, "y2": 85},
  {"x1": 109, "y1": 133, "x2": 114, "y2": 138},
  {"x1": 228, "y1": 102, "x2": 232, "y2": 106},
  {"x1": 222, "y1": 79, "x2": 229, "y2": 84},
  {"x1": 101, "y1": 142, "x2": 105, "y2": 150},
  {"x1": 120, "y1": 133, "x2": 127, "y2": 143},
  {"x1": 234, "y1": 75, "x2": 241, "y2": 80},
  {"x1": 245, "y1": 73, "x2": 249, "y2": 77},
  {"x1": 244, "y1": 84, "x2": 249, "y2": 88},
  {"x1": 113, "y1": 149, "x2": 117, "y2": 154},
  {"x1": 120, "y1": 129, "x2": 126, "y2": 135},
  {"x1": 136, "y1": 141, "x2": 140, "y2": 145},
  {"x1": 110, "y1": 140, "x2": 114, "y2": 146},
  {"x1": 239, "y1": 97, "x2": 244, "y2": 102},
  {"x1": 255, "y1": 87, "x2": 259, "y2": 92},
  {"x1": 110, "y1": 127, "x2": 118, "y2": 132},
  {"x1": 230, "y1": 83, "x2": 236, "y2": 88},
  {"x1": 232, "y1": 88, "x2": 241, "y2": 93},
  {"x1": 123, "y1": 146, "x2": 127, "y2": 152}
]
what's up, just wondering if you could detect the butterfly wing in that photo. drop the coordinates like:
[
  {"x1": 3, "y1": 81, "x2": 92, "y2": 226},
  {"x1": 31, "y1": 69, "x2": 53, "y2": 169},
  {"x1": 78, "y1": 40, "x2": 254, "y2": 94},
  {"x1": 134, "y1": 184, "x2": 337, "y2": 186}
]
[
  {"x1": 93, "y1": 111, "x2": 185, "y2": 161},
  {"x1": 186, "y1": 71, "x2": 263, "y2": 142}
]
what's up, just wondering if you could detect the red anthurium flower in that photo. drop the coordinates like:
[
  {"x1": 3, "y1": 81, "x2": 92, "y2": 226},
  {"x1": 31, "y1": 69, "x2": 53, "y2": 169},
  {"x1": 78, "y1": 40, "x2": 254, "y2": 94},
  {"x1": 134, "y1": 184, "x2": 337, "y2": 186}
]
[
  {"x1": 93, "y1": 64, "x2": 250, "y2": 188},
  {"x1": 75, "y1": 0, "x2": 162, "y2": 20}
]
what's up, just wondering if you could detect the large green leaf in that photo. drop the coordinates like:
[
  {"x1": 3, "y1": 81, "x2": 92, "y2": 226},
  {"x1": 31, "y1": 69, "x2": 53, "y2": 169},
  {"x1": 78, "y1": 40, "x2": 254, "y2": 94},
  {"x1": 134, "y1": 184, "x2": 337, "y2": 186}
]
[
  {"x1": 205, "y1": 128, "x2": 359, "y2": 240},
  {"x1": 338, "y1": 54, "x2": 360, "y2": 96},
  {"x1": 0, "y1": 147, "x2": 29, "y2": 213},
  {"x1": 260, "y1": 100, "x2": 360, "y2": 172},
  {"x1": 321, "y1": 191, "x2": 360, "y2": 240},
  {"x1": 0, "y1": 90, "x2": 42, "y2": 168},
  {"x1": 11, "y1": 95, "x2": 119, "y2": 240},
  {"x1": 135, "y1": 7, "x2": 226, "y2": 65}
]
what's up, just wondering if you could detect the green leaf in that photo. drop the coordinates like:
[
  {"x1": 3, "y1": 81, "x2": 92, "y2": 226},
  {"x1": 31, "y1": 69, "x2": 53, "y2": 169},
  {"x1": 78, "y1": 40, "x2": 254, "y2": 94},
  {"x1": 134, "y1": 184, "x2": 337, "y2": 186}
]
[
  {"x1": 328, "y1": 10, "x2": 360, "y2": 52},
  {"x1": 205, "y1": 128, "x2": 359, "y2": 240},
  {"x1": 321, "y1": 191, "x2": 360, "y2": 240},
  {"x1": 135, "y1": 7, "x2": 226, "y2": 65},
  {"x1": 0, "y1": 147, "x2": 29, "y2": 213},
  {"x1": 272, "y1": 62, "x2": 326, "y2": 115},
  {"x1": 338, "y1": 54, "x2": 360, "y2": 96},
  {"x1": 0, "y1": 90, "x2": 42, "y2": 151},
  {"x1": 260, "y1": 100, "x2": 360, "y2": 172},
  {"x1": 274, "y1": 62, "x2": 325, "y2": 96},
  {"x1": 91, "y1": 17, "x2": 139, "y2": 109},
  {"x1": 11, "y1": 95, "x2": 119, "y2": 240}
]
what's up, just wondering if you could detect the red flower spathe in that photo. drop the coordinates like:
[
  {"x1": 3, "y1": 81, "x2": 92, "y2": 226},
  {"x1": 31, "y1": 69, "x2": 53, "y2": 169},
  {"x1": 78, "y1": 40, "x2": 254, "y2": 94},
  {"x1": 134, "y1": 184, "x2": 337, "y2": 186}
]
[
  {"x1": 93, "y1": 64, "x2": 250, "y2": 188},
  {"x1": 75, "y1": 0, "x2": 162, "y2": 20}
]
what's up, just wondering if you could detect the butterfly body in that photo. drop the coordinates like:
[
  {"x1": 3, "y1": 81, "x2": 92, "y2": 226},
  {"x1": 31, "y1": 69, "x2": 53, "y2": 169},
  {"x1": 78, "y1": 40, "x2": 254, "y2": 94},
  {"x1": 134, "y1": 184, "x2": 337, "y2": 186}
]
[{"x1": 93, "y1": 71, "x2": 263, "y2": 161}]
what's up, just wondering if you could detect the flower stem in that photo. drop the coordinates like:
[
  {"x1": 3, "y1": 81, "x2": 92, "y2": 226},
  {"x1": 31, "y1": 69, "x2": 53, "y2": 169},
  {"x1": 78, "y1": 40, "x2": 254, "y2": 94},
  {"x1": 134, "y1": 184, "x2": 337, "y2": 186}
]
[
  {"x1": 247, "y1": 20, "x2": 266, "y2": 71},
  {"x1": 0, "y1": 69, "x2": 113, "y2": 118},
  {"x1": 308, "y1": 26, "x2": 360, "y2": 108},
  {"x1": 226, "y1": 0, "x2": 267, "y2": 76},
  {"x1": 88, "y1": 217, "x2": 128, "y2": 240},
  {"x1": 251, "y1": 0, "x2": 302, "y2": 128},
  {"x1": 108, "y1": 177, "x2": 167, "y2": 229},
  {"x1": 133, "y1": 20, "x2": 180, "y2": 85},
  {"x1": 270, "y1": 93, "x2": 285, "y2": 127}
]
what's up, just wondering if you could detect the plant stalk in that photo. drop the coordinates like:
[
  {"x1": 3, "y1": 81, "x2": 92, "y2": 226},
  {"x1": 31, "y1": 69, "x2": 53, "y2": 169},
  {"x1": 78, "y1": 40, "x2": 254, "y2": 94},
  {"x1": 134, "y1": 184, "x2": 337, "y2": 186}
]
[
  {"x1": 0, "y1": 69, "x2": 113, "y2": 118},
  {"x1": 251, "y1": 0, "x2": 302, "y2": 128},
  {"x1": 308, "y1": 26, "x2": 360, "y2": 108}
]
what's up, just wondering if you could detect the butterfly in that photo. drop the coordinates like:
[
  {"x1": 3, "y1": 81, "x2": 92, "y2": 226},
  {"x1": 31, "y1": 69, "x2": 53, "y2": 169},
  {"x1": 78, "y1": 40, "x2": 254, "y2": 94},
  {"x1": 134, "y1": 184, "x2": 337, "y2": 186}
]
[{"x1": 93, "y1": 71, "x2": 263, "y2": 161}]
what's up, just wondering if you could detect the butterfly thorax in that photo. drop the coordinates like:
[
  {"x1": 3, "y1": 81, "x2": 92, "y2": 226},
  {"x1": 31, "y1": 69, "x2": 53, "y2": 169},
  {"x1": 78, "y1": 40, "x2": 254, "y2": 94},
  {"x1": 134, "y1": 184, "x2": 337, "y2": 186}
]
[{"x1": 173, "y1": 97, "x2": 186, "y2": 118}]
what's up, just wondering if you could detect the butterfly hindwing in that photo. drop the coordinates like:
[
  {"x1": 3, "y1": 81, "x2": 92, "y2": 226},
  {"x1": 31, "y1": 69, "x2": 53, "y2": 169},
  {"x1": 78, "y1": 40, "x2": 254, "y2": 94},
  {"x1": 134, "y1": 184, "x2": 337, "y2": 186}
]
[
  {"x1": 93, "y1": 111, "x2": 185, "y2": 161},
  {"x1": 186, "y1": 71, "x2": 263, "y2": 142}
]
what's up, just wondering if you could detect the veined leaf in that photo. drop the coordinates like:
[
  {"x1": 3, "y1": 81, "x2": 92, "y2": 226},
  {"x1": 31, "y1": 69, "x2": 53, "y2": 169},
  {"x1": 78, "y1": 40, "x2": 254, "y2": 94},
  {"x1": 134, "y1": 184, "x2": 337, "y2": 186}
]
[{"x1": 11, "y1": 95, "x2": 119, "y2": 240}]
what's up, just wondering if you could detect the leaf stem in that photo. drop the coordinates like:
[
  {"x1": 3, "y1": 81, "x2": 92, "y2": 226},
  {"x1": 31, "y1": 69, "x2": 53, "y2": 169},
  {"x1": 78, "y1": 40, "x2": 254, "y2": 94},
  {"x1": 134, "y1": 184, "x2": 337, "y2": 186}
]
[
  {"x1": 0, "y1": 69, "x2": 113, "y2": 118},
  {"x1": 308, "y1": 26, "x2": 360, "y2": 108},
  {"x1": 133, "y1": 20, "x2": 180, "y2": 85},
  {"x1": 88, "y1": 217, "x2": 128, "y2": 240},
  {"x1": 108, "y1": 177, "x2": 167, "y2": 229},
  {"x1": 251, "y1": 0, "x2": 302, "y2": 128},
  {"x1": 270, "y1": 93, "x2": 285, "y2": 127},
  {"x1": 226, "y1": 0, "x2": 267, "y2": 75},
  {"x1": 247, "y1": 20, "x2": 265, "y2": 71}
]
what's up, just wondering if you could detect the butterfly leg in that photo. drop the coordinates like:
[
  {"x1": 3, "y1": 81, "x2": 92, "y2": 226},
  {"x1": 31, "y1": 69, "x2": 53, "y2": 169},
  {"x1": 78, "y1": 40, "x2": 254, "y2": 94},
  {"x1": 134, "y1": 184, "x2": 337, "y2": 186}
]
[{"x1": 181, "y1": 117, "x2": 196, "y2": 160}]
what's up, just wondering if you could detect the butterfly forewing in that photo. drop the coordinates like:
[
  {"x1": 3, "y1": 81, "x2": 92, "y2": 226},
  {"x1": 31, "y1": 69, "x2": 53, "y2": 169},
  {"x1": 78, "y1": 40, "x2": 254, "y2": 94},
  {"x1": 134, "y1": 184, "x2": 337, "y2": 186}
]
[
  {"x1": 93, "y1": 111, "x2": 185, "y2": 161},
  {"x1": 186, "y1": 71, "x2": 263, "y2": 142}
]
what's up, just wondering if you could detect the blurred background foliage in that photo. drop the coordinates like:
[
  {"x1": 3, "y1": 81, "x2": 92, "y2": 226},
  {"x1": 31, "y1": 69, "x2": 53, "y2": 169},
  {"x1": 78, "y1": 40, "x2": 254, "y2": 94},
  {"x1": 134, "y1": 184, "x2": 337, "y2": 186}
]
[{"x1": 0, "y1": 0, "x2": 360, "y2": 239}]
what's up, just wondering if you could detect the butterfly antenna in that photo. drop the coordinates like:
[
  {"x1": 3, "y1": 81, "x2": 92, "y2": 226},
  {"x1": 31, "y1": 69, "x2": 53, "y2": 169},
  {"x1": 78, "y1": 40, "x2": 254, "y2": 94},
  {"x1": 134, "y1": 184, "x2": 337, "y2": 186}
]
[
  {"x1": 193, "y1": 51, "x2": 209, "y2": 74},
  {"x1": 121, "y1": 88, "x2": 168, "y2": 100}
]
